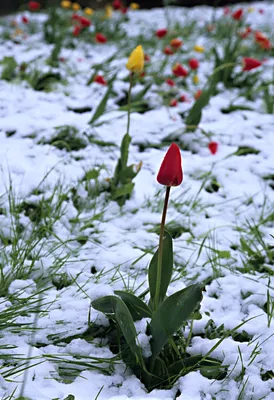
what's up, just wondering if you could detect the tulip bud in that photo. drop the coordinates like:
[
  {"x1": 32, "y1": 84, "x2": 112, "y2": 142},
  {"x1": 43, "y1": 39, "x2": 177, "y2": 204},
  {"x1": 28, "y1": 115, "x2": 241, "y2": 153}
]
[
  {"x1": 126, "y1": 45, "x2": 144, "y2": 74},
  {"x1": 157, "y1": 143, "x2": 183, "y2": 187}
]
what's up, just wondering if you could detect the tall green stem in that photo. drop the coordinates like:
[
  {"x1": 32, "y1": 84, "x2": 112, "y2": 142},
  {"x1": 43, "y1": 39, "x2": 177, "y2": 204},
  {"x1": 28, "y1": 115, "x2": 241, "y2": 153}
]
[
  {"x1": 126, "y1": 72, "x2": 134, "y2": 135},
  {"x1": 154, "y1": 186, "x2": 171, "y2": 309}
]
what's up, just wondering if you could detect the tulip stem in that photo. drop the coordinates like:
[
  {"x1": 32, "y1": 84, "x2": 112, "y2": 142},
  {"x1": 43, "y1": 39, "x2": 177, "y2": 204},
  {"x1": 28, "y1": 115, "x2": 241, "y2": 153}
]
[
  {"x1": 155, "y1": 185, "x2": 171, "y2": 309},
  {"x1": 126, "y1": 72, "x2": 134, "y2": 135}
]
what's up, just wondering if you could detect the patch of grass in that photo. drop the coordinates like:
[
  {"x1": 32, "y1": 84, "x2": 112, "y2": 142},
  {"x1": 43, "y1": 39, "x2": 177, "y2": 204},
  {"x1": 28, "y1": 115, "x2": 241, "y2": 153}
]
[{"x1": 40, "y1": 126, "x2": 88, "y2": 151}]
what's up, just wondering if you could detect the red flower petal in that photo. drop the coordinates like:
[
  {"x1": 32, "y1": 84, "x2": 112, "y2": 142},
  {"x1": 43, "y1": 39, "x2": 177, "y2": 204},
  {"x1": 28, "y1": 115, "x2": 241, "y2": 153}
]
[
  {"x1": 208, "y1": 141, "x2": 218, "y2": 155},
  {"x1": 157, "y1": 143, "x2": 183, "y2": 186}
]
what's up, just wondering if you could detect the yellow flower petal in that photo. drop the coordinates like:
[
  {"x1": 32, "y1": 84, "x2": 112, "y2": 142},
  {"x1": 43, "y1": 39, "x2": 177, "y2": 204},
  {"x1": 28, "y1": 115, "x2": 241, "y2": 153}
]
[
  {"x1": 61, "y1": 0, "x2": 71, "y2": 8},
  {"x1": 126, "y1": 45, "x2": 144, "y2": 73},
  {"x1": 84, "y1": 7, "x2": 94, "y2": 15},
  {"x1": 194, "y1": 44, "x2": 204, "y2": 53},
  {"x1": 105, "y1": 5, "x2": 113, "y2": 18},
  {"x1": 130, "y1": 2, "x2": 140, "y2": 9},
  {"x1": 72, "y1": 2, "x2": 81, "y2": 10},
  {"x1": 193, "y1": 75, "x2": 199, "y2": 84}
]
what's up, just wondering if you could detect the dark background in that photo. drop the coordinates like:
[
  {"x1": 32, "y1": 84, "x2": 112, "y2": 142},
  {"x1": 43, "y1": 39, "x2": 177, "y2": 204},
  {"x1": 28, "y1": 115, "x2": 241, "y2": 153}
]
[{"x1": 0, "y1": 0, "x2": 263, "y2": 15}]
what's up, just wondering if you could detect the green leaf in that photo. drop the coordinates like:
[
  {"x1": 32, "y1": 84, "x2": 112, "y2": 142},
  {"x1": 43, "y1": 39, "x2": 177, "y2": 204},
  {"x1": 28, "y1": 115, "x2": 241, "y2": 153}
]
[
  {"x1": 148, "y1": 231, "x2": 173, "y2": 309},
  {"x1": 88, "y1": 85, "x2": 112, "y2": 125},
  {"x1": 114, "y1": 290, "x2": 152, "y2": 321},
  {"x1": 150, "y1": 284, "x2": 203, "y2": 364},
  {"x1": 120, "y1": 133, "x2": 131, "y2": 169},
  {"x1": 185, "y1": 80, "x2": 215, "y2": 129},
  {"x1": 92, "y1": 295, "x2": 145, "y2": 367},
  {"x1": 111, "y1": 182, "x2": 135, "y2": 200}
]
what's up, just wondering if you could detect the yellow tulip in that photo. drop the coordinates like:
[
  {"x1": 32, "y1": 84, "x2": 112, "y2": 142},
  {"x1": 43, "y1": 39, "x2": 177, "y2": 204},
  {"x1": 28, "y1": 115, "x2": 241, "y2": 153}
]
[
  {"x1": 105, "y1": 5, "x2": 113, "y2": 19},
  {"x1": 61, "y1": 0, "x2": 71, "y2": 8},
  {"x1": 248, "y1": 7, "x2": 255, "y2": 12},
  {"x1": 193, "y1": 75, "x2": 199, "y2": 85},
  {"x1": 130, "y1": 2, "x2": 140, "y2": 9},
  {"x1": 194, "y1": 44, "x2": 204, "y2": 53},
  {"x1": 84, "y1": 7, "x2": 94, "y2": 15},
  {"x1": 72, "y1": 2, "x2": 81, "y2": 10},
  {"x1": 126, "y1": 45, "x2": 144, "y2": 73}
]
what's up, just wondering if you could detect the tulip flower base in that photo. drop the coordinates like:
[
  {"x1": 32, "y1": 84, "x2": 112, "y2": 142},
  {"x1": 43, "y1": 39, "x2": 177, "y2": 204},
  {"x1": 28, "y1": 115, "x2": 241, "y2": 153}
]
[{"x1": 0, "y1": 2, "x2": 274, "y2": 400}]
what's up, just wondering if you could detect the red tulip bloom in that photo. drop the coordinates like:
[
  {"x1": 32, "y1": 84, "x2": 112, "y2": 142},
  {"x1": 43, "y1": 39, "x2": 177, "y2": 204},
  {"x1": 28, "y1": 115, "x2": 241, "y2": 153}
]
[
  {"x1": 113, "y1": 0, "x2": 122, "y2": 10},
  {"x1": 188, "y1": 58, "x2": 199, "y2": 70},
  {"x1": 72, "y1": 13, "x2": 80, "y2": 21},
  {"x1": 223, "y1": 6, "x2": 230, "y2": 15},
  {"x1": 22, "y1": 16, "x2": 29, "y2": 24},
  {"x1": 239, "y1": 26, "x2": 252, "y2": 39},
  {"x1": 170, "y1": 38, "x2": 183, "y2": 49},
  {"x1": 179, "y1": 94, "x2": 189, "y2": 102},
  {"x1": 170, "y1": 99, "x2": 178, "y2": 107},
  {"x1": 208, "y1": 141, "x2": 218, "y2": 155},
  {"x1": 242, "y1": 57, "x2": 262, "y2": 71},
  {"x1": 157, "y1": 143, "x2": 183, "y2": 186},
  {"x1": 173, "y1": 63, "x2": 188, "y2": 77},
  {"x1": 232, "y1": 8, "x2": 243, "y2": 21},
  {"x1": 166, "y1": 78, "x2": 175, "y2": 87},
  {"x1": 255, "y1": 31, "x2": 272, "y2": 50},
  {"x1": 156, "y1": 28, "x2": 168, "y2": 38},
  {"x1": 73, "y1": 25, "x2": 81, "y2": 36},
  {"x1": 163, "y1": 47, "x2": 174, "y2": 55},
  {"x1": 78, "y1": 16, "x2": 91, "y2": 28},
  {"x1": 28, "y1": 1, "x2": 40, "y2": 11},
  {"x1": 121, "y1": 7, "x2": 128, "y2": 14},
  {"x1": 95, "y1": 33, "x2": 107, "y2": 43},
  {"x1": 194, "y1": 90, "x2": 202, "y2": 100},
  {"x1": 94, "y1": 75, "x2": 107, "y2": 85}
]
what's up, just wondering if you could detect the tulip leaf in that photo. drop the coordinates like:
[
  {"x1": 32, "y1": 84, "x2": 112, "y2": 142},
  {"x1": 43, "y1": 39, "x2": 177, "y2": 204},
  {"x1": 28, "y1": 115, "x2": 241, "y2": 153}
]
[
  {"x1": 150, "y1": 284, "x2": 203, "y2": 364},
  {"x1": 88, "y1": 74, "x2": 116, "y2": 126},
  {"x1": 92, "y1": 295, "x2": 145, "y2": 367},
  {"x1": 111, "y1": 182, "x2": 135, "y2": 200},
  {"x1": 114, "y1": 290, "x2": 152, "y2": 321},
  {"x1": 148, "y1": 230, "x2": 173, "y2": 309}
]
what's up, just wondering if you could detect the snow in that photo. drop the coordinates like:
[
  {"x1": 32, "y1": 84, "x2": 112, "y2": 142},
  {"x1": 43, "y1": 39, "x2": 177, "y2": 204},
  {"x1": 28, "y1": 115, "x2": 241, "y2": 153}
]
[{"x1": 0, "y1": 1, "x2": 274, "y2": 399}]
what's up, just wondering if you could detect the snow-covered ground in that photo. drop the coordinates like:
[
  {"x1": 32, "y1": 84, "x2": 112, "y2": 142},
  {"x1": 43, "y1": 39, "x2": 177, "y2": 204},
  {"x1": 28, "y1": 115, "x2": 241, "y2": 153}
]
[{"x1": 0, "y1": 2, "x2": 274, "y2": 399}]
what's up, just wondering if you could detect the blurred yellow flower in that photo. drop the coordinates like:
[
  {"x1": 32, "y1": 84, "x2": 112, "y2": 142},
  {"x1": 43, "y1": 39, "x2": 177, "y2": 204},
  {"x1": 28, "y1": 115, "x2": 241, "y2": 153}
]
[
  {"x1": 126, "y1": 45, "x2": 144, "y2": 73},
  {"x1": 105, "y1": 5, "x2": 113, "y2": 18},
  {"x1": 194, "y1": 44, "x2": 204, "y2": 53},
  {"x1": 84, "y1": 7, "x2": 94, "y2": 15},
  {"x1": 130, "y1": 3, "x2": 140, "y2": 9},
  {"x1": 248, "y1": 7, "x2": 255, "y2": 12},
  {"x1": 61, "y1": 0, "x2": 71, "y2": 8},
  {"x1": 72, "y1": 2, "x2": 81, "y2": 10},
  {"x1": 193, "y1": 75, "x2": 199, "y2": 84}
]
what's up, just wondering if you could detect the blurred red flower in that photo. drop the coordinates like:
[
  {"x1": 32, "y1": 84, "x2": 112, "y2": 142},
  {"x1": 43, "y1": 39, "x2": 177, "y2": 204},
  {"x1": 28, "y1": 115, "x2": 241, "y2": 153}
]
[
  {"x1": 96, "y1": 33, "x2": 108, "y2": 43},
  {"x1": 157, "y1": 143, "x2": 183, "y2": 186}
]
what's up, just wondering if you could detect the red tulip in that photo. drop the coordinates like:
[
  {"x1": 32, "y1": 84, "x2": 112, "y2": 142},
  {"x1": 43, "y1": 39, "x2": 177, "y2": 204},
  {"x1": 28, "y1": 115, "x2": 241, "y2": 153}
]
[
  {"x1": 194, "y1": 90, "x2": 202, "y2": 100},
  {"x1": 78, "y1": 16, "x2": 91, "y2": 28},
  {"x1": 156, "y1": 28, "x2": 168, "y2": 38},
  {"x1": 242, "y1": 57, "x2": 262, "y2": 71},
  {"x1": 22, "y1": 16, "x2": 29, "y2": 24},
  {"x1": 172, "y1": 63, "x2": 188, "y2": 77},
  {"x1": 163, "y1": 47, "x2": 174, "y2": 55},
  {"x1": 113, "y1": 0, "x2": 122, "y2": 10},
  {"x1": 208, "y1": 141, "x2": 218, "y2": 155},
  {"x1": 179, "y1": 94, "x2": 188, "y2": 102},
  {"x1": 94, "y1": 75, "x2": 107, "y2": 85},
  {"x1": 188, "y1": 58, "x2": 199, "y2": 70},
  {"x1": 95, "y1": 33, "x2": 107, "y2": 43},
  {"x1": 144, "y1": 54, "x2": 150, "y2": 62},
  {"x1": 166, "y1": 78, "x2": 175, "y2": 87},
  {"x1": 121, "y1": 7, "x2": 128, "y2": 14},
  {"x1": 232, "y1": 8, "x2": 243, "y2": 21},
  {"x1": 239, "y1": 26, "x2": 252, "y2": 39},
  {"x1": 170, "y1": 38, "x2": 183, "y2": 49},
  {"x1": 73, "y1": 25, "x2": 81, "y2": 36},
  {"x1": 255, "y1": 31, "x2": 272, "y2": 50},
  {"x1": 223, "y1": 6, "x2": 230, "y2": 15},
  {"x1": 28, "y1": 1, "x2": 40, "y2": 11},
  {"x1": 170, "y1": 99, "x2": 178, "y2": 107},
  {"x1": 157, "y1": 143, "x2": 183, "y2": 186},
  {"x1": 72, "y1": 13, "x2": 80, "y2": 21}
]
